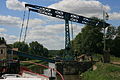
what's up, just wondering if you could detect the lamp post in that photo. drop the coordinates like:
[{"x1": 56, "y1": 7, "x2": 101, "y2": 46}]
[{"x1": 102, "y1": 5, "x2": 110, "y2": 63}]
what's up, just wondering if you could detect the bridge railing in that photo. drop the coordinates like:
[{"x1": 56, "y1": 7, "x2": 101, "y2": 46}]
[{"x1": 21, "y1": 61, "x2": 64, "y2": 80}]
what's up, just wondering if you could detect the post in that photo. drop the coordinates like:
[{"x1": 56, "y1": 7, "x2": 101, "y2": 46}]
[
  {"x1": 102, "y1": 6, "x2": 110, "y2": 63},
  {"x1": 49, "y1": 68, "x2": 55, "y2": 80}
]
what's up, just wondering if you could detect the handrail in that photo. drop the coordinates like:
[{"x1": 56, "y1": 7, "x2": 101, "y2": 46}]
[
  {"x1": 21, "y1": 67, "x2": 49, "y2": 78},
  {"x1": 0, "y1": 60, "x2": 64, "y2": 80},
  {"x1": 21, "y1": 61, "x2": 64, "y2": 80}
]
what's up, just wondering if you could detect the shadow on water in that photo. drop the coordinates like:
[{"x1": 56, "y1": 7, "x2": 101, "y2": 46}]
[{"x1": 57, "y1": 75, "x2": 82, "y2": 80}]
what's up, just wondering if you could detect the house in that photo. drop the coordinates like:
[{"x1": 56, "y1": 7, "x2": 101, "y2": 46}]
[{"x1": 0, "y1": 37, "x2": 7, "y2": 59}]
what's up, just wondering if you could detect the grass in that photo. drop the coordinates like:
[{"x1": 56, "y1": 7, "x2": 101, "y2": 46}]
[
  {"x1": 110, "y1": 55, "x2": 120, "y2": 62},
  {"x1": 20, "y1": 60, "x2": 48, "y2": 74},
  {"x1": 82, "y1": 55, "x2": 120, "y2": 80}
]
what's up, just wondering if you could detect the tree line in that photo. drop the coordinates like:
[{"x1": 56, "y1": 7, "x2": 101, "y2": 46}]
[
  {"x1": 9, "y1": 41, "x2": 49, "y2": 60},
  {"x1": 71, "y1": 17, "x2": 120, "y2": 57}
]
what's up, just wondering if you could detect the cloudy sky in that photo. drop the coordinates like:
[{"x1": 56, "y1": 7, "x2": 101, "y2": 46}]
[{"x1": 0, "y1": 0, "x2": 120, "y2": 50}]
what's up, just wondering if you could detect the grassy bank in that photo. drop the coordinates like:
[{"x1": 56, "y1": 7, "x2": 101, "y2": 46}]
[
  {"x1": 82, "y1": 55, "x2": 120, "y2": 80},
  {"x1": 20, "y1": 60, "x2": 48, "y2": 74}
]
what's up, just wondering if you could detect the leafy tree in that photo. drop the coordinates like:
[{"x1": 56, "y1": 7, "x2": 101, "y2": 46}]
[
  {"x1": 13, "y1": 41, "x2": 29, "y2": 60},
  {"x1": 78, "y1": 18, "x2": 103, "y2": 55},
  {"x1": 110, "y1": 26, "x2": 120, "y2": 57},
  {"x1": 13, "y1": 41, "x2": 29, "y2": 53},
  {"x1": 72, "y1": 17, "x2": 108, "y2": 56},
  {"x1": 72, "y1": 33, "x2": 82, "y2": 55},
  {"x1": 43, "y1": 48, "x2": 49, "y2": 57},
  {"x1": 29, "y1": 41, "x2": 48, "y2": 57}
]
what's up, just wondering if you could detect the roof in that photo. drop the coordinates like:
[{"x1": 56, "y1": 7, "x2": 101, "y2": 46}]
[{"x1": 0, "y1": 44, "x2": 7, "y2": 48}]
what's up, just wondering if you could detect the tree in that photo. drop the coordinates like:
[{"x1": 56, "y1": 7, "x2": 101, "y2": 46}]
[
  {"x1": 29, "y1": 41, "x2": 48, "y2": 57},
  {"x1": 72, "y1": 33, "x2": 82, "y2": 55},
  {"x1": 110, "y1": 26, "x2": 120, "y2": 57},
  {"x1": 72, "y1": 17, "x2": 106, "y2": 56},
  {"x1": 13, "y1": 41, "x2": 29, "y2": 60},
  {"x1": 43, "y1": 48, "x2": 49, "y2": 57},
  {"x1": 13, "y1": 41, "x2": 29, "y2": 53}
]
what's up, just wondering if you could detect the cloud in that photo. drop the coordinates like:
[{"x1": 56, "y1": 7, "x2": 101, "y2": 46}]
[
  {"x1": 109, "y1": 12, "x2": 120, "y2": 20},
  {"x1": 27, "y1": 24, "x2": 83, "y2": 50},
  {"x1": 48, "y1": 0, "x2": 111, "y2": 18},
  {"x1": 0, "y1": 15, "x2": 21, "y2": 27},
  {"x1": 6, "y1": 0, "x2": 26, "y2": 11},
  {"x1": 0, "y1": 14, "x2": 83, "y2": 49},
  {"x1": 0, "y1": 15, "x2": 45, "y2": 28},
  {"x1": 0, "y1": 28, "x2": 7, "y2": 32},
  {"x1": 0, "y1": 33, "x2": 18, "y2": 44},
  {"x1": 27, "y1": 18, "x2": 45, "y2": 28}
]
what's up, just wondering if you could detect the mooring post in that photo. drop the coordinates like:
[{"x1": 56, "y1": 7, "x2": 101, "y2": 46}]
[{"x1": 49, "y1": 68, "x2": 56, "y2": 80}]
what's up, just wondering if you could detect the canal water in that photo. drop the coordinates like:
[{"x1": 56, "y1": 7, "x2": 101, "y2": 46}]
[{"x1": 57, "y1": 75, "x2": 82, "y2": 80}]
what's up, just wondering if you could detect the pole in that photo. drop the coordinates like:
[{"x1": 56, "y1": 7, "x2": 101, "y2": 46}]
[
  {"x1": 102, "y1": 5, "x2": 110, "y2": 63},
  {"x1": 103, "y1": 8, "x2": 106, "y2": 52},
  {"x1": 71, "y1": 21, "x2": 73, "y2": 41},
  {"x1": 102, "y1": 5, "x2": 106, "y2": 63}
]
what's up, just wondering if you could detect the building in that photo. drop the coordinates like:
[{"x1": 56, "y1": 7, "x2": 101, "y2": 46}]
[{"x1": 0, "y1": 37, "x2": 7, "y2": 59}]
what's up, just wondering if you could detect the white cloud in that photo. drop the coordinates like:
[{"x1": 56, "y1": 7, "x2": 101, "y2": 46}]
[
  {"x1": 0, "y1": 15, "x2": 45, "y2": 28},
  {"x1": 0, "y1": 14, "x2": 83, "y2": 49},
  {"x1": 27, "y1": 18, "x2": 45, "y2": 28},
  {"x1": 27, "y1": 24, "x2": 83, "y2": 50},
  {"x1": 0, "y1": 33, "x2": 18, "y2": 44},
  {"x1": 48, "y1": 0, "x2": 111, "y2": 18},
  {"x1": 0, "y1": 28, "x2": 7, "y2": 32},
  {"x1": 0, "y1": 15, "x2": 21, "y2": 27},
  {"x1": 109, "y1": 12, "x2": 120, "y2": 20},
  {"x1": 6, "y1": 0, "x2": 26, "y2": 11}
]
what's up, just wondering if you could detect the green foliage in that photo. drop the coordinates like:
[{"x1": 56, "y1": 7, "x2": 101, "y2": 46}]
[
  {"x1": 73, "y1": 17, "x2": 104, "y2": 55},
  {"x1": 48, "y1": 50, "x2": 60, "y2": 57},
  {"x1": 12, "y1": 41, "x2": 49, "y2": 60},
  {"x1": 108, "y1": 26, "x2": 120, "y2": 57},
  {"x1": 110, "y1": 37, "x2": 120, "y2": 57},
  {"x1": 29, "y1": 41, "x2": 48, "y2": 57},
  {"x1": 82, "y1": 62, "x2": 120, "y2": 80},
  {"x1": 13, "y1": 41, "x2": 29, "y2": 60},
  {"x1": 13, "y1": 41, "x2": 29, "y2": 53},
  {"x1": 72, "y1": 17, "x2": 120, "y2": 57}
]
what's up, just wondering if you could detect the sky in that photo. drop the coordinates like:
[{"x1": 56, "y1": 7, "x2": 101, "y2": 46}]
[{"x1": 0, "y1": 0, "x2": 120, "y2": 50}]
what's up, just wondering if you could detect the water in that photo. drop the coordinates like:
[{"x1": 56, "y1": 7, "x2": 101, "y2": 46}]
[{"x1": 57, "y1": 75, "x2": 82, "y2": 80}]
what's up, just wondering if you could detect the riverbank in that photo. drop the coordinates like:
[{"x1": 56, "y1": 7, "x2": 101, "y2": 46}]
[{"x1": 82, "y1": 55, "x2": 120, "y2": 80}]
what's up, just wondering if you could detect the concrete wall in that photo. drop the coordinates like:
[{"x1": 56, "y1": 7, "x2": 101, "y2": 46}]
[{"x1": 56, "y1": 61, "x2": 93, "y2": 75}]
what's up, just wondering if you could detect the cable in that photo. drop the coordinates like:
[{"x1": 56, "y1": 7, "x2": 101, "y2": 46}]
[
  {"x1": 71, "y1": 21, "x2": 73, "y2": 40},
  {"x1": 19, "y1": 8, "x2": 26, "y2": 42},
  {"x1": 24, "y1": 10, "x2": 30, "y2": 42}
]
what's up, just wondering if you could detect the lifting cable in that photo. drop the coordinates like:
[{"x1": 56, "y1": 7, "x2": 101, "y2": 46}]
[
  {"x1": 19, "y1": 8, "x2": 26, "y2": 42},
  {"x1": 71, "y1": 21, "x2": 73, "y2": 40},
  {"x1": 23, "y1": 10, "x2": 30, "y2": 42}
]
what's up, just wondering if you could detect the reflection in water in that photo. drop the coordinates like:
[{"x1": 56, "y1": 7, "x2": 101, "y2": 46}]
[{"x1": 57, "y1": 75, "x2": 82, "y2": 80}]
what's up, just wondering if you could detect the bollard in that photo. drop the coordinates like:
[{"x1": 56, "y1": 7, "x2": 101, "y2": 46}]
[
  {"x1": 49, "y1": 69, "x2": 56, "y2": 80},
  {"x1": 49, "y1": 77, "x2": 56, "y2": 80}
]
